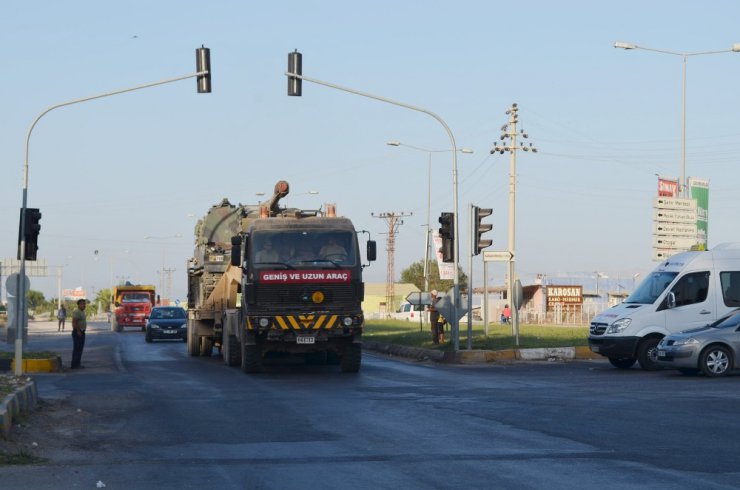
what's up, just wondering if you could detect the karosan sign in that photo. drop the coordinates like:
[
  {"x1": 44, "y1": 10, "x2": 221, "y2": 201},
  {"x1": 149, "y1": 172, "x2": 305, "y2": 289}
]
[
  {"x1": 259, "y1": 270, "x2": 351, "y2": 284},
  {"x1": 546, "y1": 285, "x2": 582, "y2": 310}
]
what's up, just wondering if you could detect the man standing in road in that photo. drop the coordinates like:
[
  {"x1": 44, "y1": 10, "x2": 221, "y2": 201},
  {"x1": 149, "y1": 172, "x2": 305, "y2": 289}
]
[
  {"x1": 71, "y1": 299, "x2": 87, "y2": 369},
  {"x1": 57, "y1": 304, "x2": 67, "y2": 331}
]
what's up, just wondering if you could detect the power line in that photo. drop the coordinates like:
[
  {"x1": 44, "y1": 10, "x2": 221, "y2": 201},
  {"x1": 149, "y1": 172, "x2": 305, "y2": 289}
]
[{"x1": 371, "y1": 211, "x2": 412, "y2": 318}]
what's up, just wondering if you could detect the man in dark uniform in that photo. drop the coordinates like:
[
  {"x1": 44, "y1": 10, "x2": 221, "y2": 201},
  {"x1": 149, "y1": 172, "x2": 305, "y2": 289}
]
[{"x1": 71, "y1": 299, "x2": 87, "y2": 369}]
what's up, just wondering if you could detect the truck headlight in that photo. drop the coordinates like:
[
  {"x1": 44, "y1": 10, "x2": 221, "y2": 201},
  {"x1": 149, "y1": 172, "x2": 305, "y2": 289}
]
[{"x1": 606, "y1": 318, "x2": 632, "y2": 334}]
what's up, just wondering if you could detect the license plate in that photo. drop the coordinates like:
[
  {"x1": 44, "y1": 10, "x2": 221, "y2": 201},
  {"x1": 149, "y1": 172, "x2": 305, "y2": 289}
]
[
  {"x1": 164, "y1": 330, "x2": 177, "y2": 334},
  {"x1": 296, "y1": 336, "x2": 315, "y2": 344},
  {"x1": 657, "y1": 350, "x2": 666, "y2": 358},
  {"x1": 592, "y1": 345, "x2": 599, "y2": 353}
]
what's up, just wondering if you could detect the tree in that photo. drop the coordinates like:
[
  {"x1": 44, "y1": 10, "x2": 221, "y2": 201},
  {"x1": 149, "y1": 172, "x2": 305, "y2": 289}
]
[
  {"x1": 400, "y1": 260, "x2": 467, "y2": 293},
  {"x1": 26, "y1": 289, "x2": 46, "y2": 310},
  {"x1": 95, "y1": 288, "x2": 113, "y2": 312}
]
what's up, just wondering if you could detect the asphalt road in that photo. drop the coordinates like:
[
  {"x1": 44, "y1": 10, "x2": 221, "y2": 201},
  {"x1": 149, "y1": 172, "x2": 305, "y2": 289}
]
[{"x1": 3, "y1": 320, "x2": 740, "y2": 489}]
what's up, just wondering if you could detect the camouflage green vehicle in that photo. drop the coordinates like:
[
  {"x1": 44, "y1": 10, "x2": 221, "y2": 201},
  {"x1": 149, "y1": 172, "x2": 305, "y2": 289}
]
[{"x1": 187, "y1": 181, "x2": 377, "y2": 373}]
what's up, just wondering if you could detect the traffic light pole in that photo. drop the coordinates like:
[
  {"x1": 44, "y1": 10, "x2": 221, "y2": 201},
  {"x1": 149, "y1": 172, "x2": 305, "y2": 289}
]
[
  {"x1": 14, "y1": 55, "x2": 210, "y2": 375},
  {"x1": 285, "y1": 64, "x2": 463, "y2": 350}
]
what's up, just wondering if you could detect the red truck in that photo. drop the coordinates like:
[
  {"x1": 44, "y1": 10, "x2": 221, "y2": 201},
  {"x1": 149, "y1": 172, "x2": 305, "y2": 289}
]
[{"x1": 111, "y1": 284, "x2": 156, "y2": 332}]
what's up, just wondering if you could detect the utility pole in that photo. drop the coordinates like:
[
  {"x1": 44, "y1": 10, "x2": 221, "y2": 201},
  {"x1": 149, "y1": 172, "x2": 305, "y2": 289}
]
[
  {"x1": 372, "y1": 211, "x2": 412, "y2": 318},
  {"x1": 490, "y1": 103, "x2": 538, "y2": 346}
]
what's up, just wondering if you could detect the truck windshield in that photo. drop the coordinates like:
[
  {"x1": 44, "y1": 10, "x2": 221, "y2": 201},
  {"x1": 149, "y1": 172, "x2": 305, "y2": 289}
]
[
  {"x1": 251, "y1": 230, "x2": 356, "y2": 268},
  {"x1": 122, "y1": 294, "x2": 151, "y2": 303},
  {"x1": 624, "y1": 271, "x2": 678, "y2": 304}
]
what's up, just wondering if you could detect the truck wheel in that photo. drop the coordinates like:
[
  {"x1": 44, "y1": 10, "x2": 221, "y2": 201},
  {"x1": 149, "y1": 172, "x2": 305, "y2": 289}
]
[
  {"x1": 242, "y1": 344, "x2": 263, "y2": 374},
  {"x1": 608, "y1": 357, "x2": 636, "y2": 369},
  {"x1": 700, "y1": 345, "x2": 732, "y2": 377},
  {"x1": 187, "y1": 323, "x2": 201, "y2": 356},
  {"x1": 340, "y1": 344, "x2": 361, "y2": 373},
  {"x1": 200, "y1": 338, "x2": 214, "y2": 357},
  {"x1": 224, "y1": 335, "x2": 241, "y2": 367},
  {"x1": 112, "y1": 317, "x2": 121, "y2": 333},
  {"x1": 637, "y1": 337, "x2": 662, "y2": 371}
]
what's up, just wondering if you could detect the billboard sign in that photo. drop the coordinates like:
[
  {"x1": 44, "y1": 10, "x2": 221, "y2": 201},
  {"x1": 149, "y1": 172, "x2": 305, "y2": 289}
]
[
  {"x1": 689, "y1": 177, "x2": 709, "y2": 249},
  {"x1": 432, "y1": 230, "x2": 455, "y2": 280}
]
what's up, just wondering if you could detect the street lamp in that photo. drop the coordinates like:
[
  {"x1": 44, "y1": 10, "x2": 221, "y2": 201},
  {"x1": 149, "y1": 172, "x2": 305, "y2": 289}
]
[
  {"x1": 614, "y1": 41, "x2": 740, "y2": 196},
  {"x1": 285, "y1": 50, "x2": 465, "y2": 349},
  {"x1": 386, "y1": 141, "x2": 473, "y2": 296}
]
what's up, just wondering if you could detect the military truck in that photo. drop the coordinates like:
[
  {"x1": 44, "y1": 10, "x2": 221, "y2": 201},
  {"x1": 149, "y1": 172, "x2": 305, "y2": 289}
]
[{"x1": 187, "y1": 181, "x2": 376, "y2": 373}]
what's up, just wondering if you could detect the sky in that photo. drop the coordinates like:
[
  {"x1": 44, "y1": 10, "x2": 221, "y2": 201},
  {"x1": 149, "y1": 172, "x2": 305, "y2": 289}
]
[{"x1": 2, "y1": 0, "x2": 740, "y2": 303}]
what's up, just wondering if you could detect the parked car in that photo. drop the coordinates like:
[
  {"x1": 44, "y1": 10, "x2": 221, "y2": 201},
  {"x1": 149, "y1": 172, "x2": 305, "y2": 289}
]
[
  {"x1": 145, "y1": 306, "x2": 187, "y2": 343},
  {"x1": 656, "y1": 308, "x2": 740, "y2": 377}
]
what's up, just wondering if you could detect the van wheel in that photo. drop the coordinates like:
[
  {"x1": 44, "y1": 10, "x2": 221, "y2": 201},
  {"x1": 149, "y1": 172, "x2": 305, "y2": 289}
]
[
  {"x1": 608, "y1": 357, "x2": 636, "y2": 369},
  {"x1": 637, "y1": 337, "x2": 662, "y2": 371},
  {"x1": 700, "y1": 345, "x2": 732, "y2": 377}
]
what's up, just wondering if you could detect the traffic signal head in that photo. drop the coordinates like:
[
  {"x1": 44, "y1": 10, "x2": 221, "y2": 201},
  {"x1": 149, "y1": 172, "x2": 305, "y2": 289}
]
[
  {"x1": 196, "y1": 46, "x2": 211, "y2": 93},
  {"x1": 288, "y1": 50, "x2": 303, "y2": 96},
  {"x1": 18, "y1": 207, "x2": 42, "y2": 261},
  {"x1": 438, "y1": 212, "x2": 454, "y2": 262},
  {"x1": 473, "y1": 206, "x2": 492, "y2": 256},
  {"x1": 438, "y1": 212, "x2": 454, "y2": 239}
]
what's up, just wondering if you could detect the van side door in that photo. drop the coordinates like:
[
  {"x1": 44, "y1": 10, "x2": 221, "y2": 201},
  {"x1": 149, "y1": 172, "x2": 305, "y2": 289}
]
[{"x1": 662, "y1": 271, "x2": 713, "y2": 333}]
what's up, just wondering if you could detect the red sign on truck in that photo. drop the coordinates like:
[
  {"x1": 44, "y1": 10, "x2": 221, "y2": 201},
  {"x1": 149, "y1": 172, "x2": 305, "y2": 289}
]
[{"x1": 259, "y1": 270, "x2": 352, "y2": 284}]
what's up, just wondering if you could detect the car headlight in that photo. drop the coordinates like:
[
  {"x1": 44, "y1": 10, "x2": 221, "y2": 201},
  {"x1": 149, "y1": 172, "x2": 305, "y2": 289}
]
[
  {"x1": 672, "y1": 337, "x2": 699, "y2": 346},
  {"x1": 606, "y1": 318, "x2": 632, "y2": 334}
]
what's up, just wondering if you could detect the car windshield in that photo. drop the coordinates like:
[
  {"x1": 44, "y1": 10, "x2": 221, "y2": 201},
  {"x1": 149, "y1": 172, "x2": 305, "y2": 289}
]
[
  {"x1": 624, "y1": 271, "x2": 678, "y2": 304},
  {"x1": 150, "y1": 308, "x2": 186, "y2": 320},
  {"x1": 711, "y1": 310, "x2": 740, "y2": 329},
  {"x1": 250, "y1": 230, "x2": 357, "y2": 268}
]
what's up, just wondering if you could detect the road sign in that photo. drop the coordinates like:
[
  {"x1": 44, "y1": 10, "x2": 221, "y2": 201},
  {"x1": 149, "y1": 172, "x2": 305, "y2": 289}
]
[
  {"x1": 5, "y1": 273, "x2": 30, "y2": 297},
  {"x1": 652, "y1": 208, "x2": 696, "y2": 224},
  {"x1": 652, "y1": 236, "x2": 699, "y2": 250},
  {"x1": 406, "y1": 291, "x2": 432, "y2": 306},
  {"x1": 483, "y1": 250, "x2": 513, "y2": 262},
  {"x1": 434, "y1": 293, "x2": 468, "y2": 322},
  {"x1": 652, "y1": 222, "x2": 697, "y2": 236},
  {"x1": 512, "y1": 279, "x2": 524, "y2": 310},
  {"x1": 653, "y1": 196, "x2": 697, "y2": 211}
]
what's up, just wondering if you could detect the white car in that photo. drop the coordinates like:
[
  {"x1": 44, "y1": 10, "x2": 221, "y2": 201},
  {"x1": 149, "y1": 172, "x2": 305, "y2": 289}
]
[{"x1": 391, "y1": 303, "x2": 426, "y2": 321}]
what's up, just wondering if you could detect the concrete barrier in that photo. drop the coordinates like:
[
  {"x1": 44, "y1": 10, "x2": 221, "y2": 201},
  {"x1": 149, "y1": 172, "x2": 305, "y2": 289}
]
[{"x1": 0, "y1": 377, "x2": 38, "y2": 439}]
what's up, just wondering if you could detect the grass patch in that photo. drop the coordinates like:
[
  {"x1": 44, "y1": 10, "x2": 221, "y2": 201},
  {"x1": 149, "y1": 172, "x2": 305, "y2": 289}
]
[
  {"x1": 364, "y1": 320, "x2": 589, "y2": 351},
  {"x1": 0, "y1": 375, "x2": 33, "y2": 396},
  {"x1": 0, "y1": 450, "x2": 47, "y2": 465}
]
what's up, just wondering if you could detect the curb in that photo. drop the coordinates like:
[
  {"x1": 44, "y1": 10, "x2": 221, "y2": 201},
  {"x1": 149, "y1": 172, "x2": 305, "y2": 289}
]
[
  {"x1": 363, "y1": 342, "x2": 601, "y2": 364},
  {"x1": 0, "y1": 377, "x2": 38, "y2": 439},
  {"x1": 0, "y1": 357, "x2": 63, "y2": 374}
]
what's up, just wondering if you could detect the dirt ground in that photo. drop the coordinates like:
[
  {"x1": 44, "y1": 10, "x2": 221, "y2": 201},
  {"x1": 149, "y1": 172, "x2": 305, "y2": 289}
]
[{"x1": 0, "y1": 397, "x2": 85, "y2": 464}]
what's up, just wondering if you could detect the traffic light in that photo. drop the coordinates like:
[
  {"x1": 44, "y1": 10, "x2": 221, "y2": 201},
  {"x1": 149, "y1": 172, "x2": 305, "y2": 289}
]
[
  {"x1": 438, "y1": 212, "x2": 454, "y2": 263},
  {"x1": 18, "y1": 207, "x2": 42, "y2": 261},
  {"x1": 196, "y1": 45, "x2": 211, "y2": 93},
  {"x1": 473, "y1": 206, "x2": 492, "y2": 256},
  {"x1": 287, "y1": 50, "x2": 302, "y2": 96}
]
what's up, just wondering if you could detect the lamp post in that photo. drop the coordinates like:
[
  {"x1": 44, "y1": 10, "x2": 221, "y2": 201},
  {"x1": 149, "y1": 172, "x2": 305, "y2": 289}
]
[
  {"x1": 386, "y1": 141, "x2": 473, "y2": 296},
  {"x1": 13, "y1": 47, "x2": 211, "y2": 375},
  {"x1": 286, "y1": 50, "x2": 465, "y2": 350},
  {"x1": 614, "y1": 41, "x2": 740, "y2": 197}
]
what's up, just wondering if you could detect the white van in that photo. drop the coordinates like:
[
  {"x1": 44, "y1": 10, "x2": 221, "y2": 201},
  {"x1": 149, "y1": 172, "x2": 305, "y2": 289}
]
[
  {"x1": 589, "y1": 243, "x2": 740, "y2": 370},
  {"x1": 391, "y1": 302, "x2": 426, "y2": 321}
]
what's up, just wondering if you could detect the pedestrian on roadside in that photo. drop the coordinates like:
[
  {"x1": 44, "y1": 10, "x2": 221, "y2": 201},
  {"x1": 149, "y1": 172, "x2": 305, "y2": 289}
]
[
  {"x1": 502, "y1": 304, "x2": 511, "y2": 324},
  {"x1": 428, "y1": 290, "x2": 445, "y2": 344},
  {"x1": 57, "y1": 304, "x2": 67, "y2": 332},
  {"x1": 71, "y1": 299, "x2": 87, "y2": 369}
]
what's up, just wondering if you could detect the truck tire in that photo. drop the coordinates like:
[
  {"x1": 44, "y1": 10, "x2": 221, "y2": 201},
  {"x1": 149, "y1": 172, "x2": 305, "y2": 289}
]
[
  {"x1": 187, "y1": 323, "x2": 201, "y2": 357},
  {"x1": 608, "y1": 357, "x2": 636, "y2": 369},
  {"x1": 112, "y1": 317, "x2": 121, "y2": 333},
  {"x1": 200, "y1": 337, "x2": 214, "y2": 357},
  {"x1": 340, "y1": 343, "x2": 361, "y2": 373},
  {"x1": 637, "y1": 337, "x2": 662, "y2": 371},
  {"x1": 224, "y1": 334, "x2": 241, "y2": 367},
  {"x1": 242, "y1": 343, "x2": 263, "y2": 374}
]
